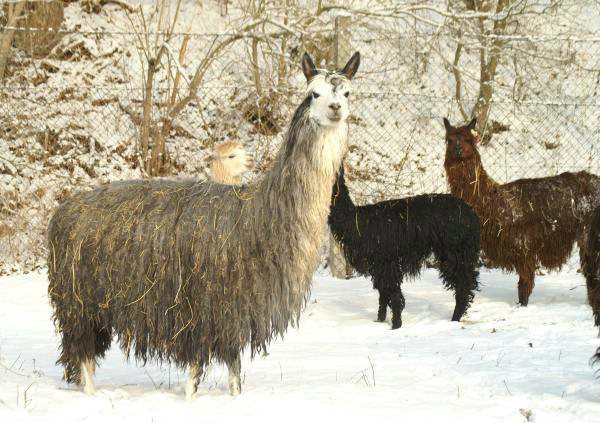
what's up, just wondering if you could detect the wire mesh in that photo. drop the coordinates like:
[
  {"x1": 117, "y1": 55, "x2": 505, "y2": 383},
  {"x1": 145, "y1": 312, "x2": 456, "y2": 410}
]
[{"x1": 1, "y1": 24, "x2": 599, "y2": 274}]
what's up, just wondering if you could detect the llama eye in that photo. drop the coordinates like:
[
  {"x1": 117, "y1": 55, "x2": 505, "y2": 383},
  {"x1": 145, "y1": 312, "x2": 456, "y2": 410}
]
[
  {"x1": 228, "y1": 155, "x2": 235, "y2": 159},
  {"x1": 312, "y1": 92, "x2": 320, "y2": 99},
  {"x1": 344, "y1": 92, "x2": 350, "y2": 98}
]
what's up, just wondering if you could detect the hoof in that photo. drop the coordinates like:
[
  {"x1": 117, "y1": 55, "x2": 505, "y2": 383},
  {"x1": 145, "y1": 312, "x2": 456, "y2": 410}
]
[
  {"x1": 185, "y1": 381, "x2": 198, "y2": 402},
  {"x1": 228, "y1": 372, "x2": 241, "y2": 396},
  {"x1": 391, "y1": 322, "x2": 402, "y2": 330},
  {"x1": 82, "y1": 384, "x2": 96, "y2": 395},
  {"x1": 229, "y1": 382, "x2": 241, "y2": 396}
]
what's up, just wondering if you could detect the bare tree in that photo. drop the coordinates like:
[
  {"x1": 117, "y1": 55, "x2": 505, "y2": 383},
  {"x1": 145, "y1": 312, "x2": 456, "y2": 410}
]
[
  {"x1": 127, "y1": 0, "x2": 265, "y2": 175},
  {"x1": 0, "y1": 1, "x2": 26, "y2": 79},
  {"x1": 319, "y1": 0, "x2": 594, "y2": 144}
]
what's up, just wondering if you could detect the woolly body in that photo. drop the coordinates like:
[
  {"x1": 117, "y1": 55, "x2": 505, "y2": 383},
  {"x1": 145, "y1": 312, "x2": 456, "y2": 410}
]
[
  {"x1": 444, "y1": 118, "x2": 600, "y2": 305},
  {"x1": 47, "y1": 52, "x2": 360, "y2": 395},
  {"x1": 328, "y1": 167, "x2": 480, "y2": 329}
]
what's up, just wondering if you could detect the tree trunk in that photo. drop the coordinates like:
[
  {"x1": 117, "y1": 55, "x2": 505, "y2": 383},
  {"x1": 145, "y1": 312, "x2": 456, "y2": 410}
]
[
  {"x1": 0, "y1": 1, "x2": 26, "y2": 79},
  {"x1": 473, "y1": 0, "x2": 510, "y2": 142}
]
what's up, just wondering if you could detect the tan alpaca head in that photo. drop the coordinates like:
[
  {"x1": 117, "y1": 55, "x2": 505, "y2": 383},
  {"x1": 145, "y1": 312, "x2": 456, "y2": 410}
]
[{"x1": 208, "y1": 141, "x2": 253, "y2": 185}]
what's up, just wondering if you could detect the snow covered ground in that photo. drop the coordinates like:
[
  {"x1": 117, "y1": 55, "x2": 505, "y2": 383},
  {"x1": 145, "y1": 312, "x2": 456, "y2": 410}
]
[{"x1": 1, "y1": 268, "x2": 600, "y2": 422}]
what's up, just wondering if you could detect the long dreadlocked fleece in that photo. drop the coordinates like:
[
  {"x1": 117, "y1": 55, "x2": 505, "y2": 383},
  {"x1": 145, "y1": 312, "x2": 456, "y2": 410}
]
[{"x1": 48, "y1": 92, "x2": 348, "y2": 384}]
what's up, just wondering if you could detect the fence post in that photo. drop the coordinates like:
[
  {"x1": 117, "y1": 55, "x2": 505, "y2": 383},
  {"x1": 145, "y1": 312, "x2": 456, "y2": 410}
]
[
  {"x1": 334, "y1": 15, "x2": 351, "y2": 67},
  {"x1": 329, "y1": 14, "x2": 353, "y2": 279}
]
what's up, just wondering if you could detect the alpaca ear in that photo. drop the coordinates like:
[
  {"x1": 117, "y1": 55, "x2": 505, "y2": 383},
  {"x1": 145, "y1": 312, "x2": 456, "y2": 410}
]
[
  {"x1": 443, "y1": 118, "x2": 452, "y2": 132},
  {"x1": 467, "y1": 118, "x2": 477, "y2": 130},
  {"x1": 301, "y1": 53, "x2": 318, "y2": 81},
  {"x1": 341, "y1": 52, "x2": 360, "y2": 80}
]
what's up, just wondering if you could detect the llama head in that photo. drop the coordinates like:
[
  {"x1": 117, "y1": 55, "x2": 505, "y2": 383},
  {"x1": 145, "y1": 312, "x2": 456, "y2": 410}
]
[
  {"x1": 208, "y1": 141, "x2": 253, "y2": 181},
  {"x1": 443, "y1": 117, "x2": 479, "y2": 162},
  {"x1": 301, "y1": 52, "x2": 360, "y2": 127}
]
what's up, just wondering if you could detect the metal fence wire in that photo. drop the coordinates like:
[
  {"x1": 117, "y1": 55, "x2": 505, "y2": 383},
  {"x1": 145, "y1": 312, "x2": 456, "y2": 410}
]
[{"x1": 1, "y1": 19, "x2": 599, "y2": 274}]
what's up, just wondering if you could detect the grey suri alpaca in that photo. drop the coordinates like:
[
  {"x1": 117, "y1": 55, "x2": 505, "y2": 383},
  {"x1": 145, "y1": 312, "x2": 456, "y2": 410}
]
[{"x1": 47, "y1": 52, "x2": 360, "y2": 398}]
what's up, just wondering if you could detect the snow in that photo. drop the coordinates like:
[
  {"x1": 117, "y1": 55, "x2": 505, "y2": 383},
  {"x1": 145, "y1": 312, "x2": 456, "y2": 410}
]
[{"x1": 1, "y1": 268, "x2": 600, "y2": 422}]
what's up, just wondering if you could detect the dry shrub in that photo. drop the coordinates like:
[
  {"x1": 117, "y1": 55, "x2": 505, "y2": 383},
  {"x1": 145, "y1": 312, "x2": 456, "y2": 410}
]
[
  {"x1": 0, "y1": 223, "x2": 16, "y2": 238},
  {"x1": 52, "y1": 38, "x2": 94, "y2": 61},
  {"x1": 0, "y1": 190, "x2": 28, "y2": 215},
  {"x1": 291, "y1": 33, "x2": 335, "y2": 68},
  {"x1": 479, "y1": 120, "x2": 510, "y2": 145},
  {"x1": 35, "y1": 128, "x2": 62, "y2": 155},
  {"x1": 12, "y1": 0, "x2": 64, "y2": 58},
  {"x1": 238, "y1": 90, "x2": 286, "y2": 136}
]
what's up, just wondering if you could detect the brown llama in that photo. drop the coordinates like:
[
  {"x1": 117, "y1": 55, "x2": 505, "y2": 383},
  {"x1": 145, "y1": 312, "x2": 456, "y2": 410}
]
[
  {"x1": 443, "y1": 118, "x2": 600, "y2": 306},
  {"x1": 207, "y1": 141, "x2": 253, "y2": 185}
]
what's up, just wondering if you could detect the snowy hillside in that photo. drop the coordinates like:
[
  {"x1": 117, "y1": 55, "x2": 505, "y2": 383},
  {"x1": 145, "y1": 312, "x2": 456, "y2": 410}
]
[
  {"x1": 1, "y1": 269, "x2": 599, "y2": 422},
  {"x1": 2, "y1": 1, "x2": 600, "y2": 274}
]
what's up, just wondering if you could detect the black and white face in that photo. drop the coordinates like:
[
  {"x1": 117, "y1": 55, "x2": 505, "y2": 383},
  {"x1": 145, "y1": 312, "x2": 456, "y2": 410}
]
[
  {"x1": 306, "y1": 74, "x2": 351, "y2": 126},
  {"x1": 301, "y1": 52, "x2": 360, "y2": 128}
]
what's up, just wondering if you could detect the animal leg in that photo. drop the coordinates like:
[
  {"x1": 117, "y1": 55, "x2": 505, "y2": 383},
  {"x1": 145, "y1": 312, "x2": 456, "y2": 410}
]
[
  {"x1": 376, "y1": 288, "x2": 389, "y2": 322},
  {"x1": 517, "y1": 269, "x2": 535, "y2": 306},
  {"x1": 584, "y1": 259, "x2": 600, "y2": 328},
  {"x1": 79, "y1": 325, "x2": 112, "y2": 395},
  {"x1": 580, "y1": 234, "x2": 600, "y2": 328},
  {"x1": 226, "y1": 355, "x2": 242, "y2": 396},
  {"x1": 345, "y1": 261, "x2": 354, "y2": 279},
  {"x1": 389, "y1": 286, "x2": 406, "y2": 330},
  {"x1": 185, "y1": 365, "x2": 203, "y2": 401},
  {"x1": 80, "y1": 359, "x2": 96, "y2": 394},
  {"x1": 442, "y1": 261, "x2": 478, "y2": 322},
  {"x1": 261, "y1": 341, "x2": 269, "y2": 357},
  {"x1": 94, "y1": 326, "x2": 112, "y2": 360},
  {"x1": 376, "y1": 267, "x2": 405, "y2": 329},
  {"x1": 56, "y1": 320, "x2": 102, "y2": 391},
  {"x1": 386, "y1": 270, "x2": 406, "y2": 330}
]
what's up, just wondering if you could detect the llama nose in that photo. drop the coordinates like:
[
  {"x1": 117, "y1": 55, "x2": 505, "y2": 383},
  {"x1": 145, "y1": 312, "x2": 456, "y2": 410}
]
[
  {"x1": 329, "y1": 103, "x2": 341, "y2": 111},
  {"x1": 454, "y1": 142, "x2": 462, "y2": 158}
]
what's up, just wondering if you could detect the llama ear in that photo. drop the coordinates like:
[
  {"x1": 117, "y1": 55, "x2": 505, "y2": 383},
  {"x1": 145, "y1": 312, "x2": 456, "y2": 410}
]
[
  {"x1": 443, "y1": 118, "x2": 452, "y2": 132},
  {"x1": 301, "y1": 53, "x2": 318, "y2": 82},
  {"x1": 341, "y1": 52, "x2": 360, "y2": 80},
  {"x1": 467, "y1": 118, "x2": 477, "y2": 130}
]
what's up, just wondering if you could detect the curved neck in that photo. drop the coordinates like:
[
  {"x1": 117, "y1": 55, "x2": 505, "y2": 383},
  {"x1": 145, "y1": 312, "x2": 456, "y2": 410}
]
[
  {"x1": 444, "y1": 150, "x2": 499, "y2": 207},
  {"x1": 252, "y1": 99, "x2": 348, "y2": 232}
]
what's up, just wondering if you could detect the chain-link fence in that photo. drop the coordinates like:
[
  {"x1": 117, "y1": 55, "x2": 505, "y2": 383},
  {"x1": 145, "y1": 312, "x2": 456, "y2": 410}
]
[{"x1": 1, "y1": 10, "x2": 599, "y2": 274}]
